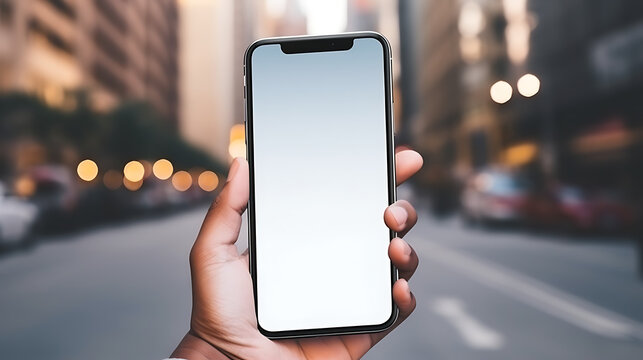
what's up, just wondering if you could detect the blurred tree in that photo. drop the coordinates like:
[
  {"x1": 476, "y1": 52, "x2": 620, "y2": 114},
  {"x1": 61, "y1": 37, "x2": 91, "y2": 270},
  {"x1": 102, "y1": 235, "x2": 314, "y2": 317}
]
[{"x1": 0, "y1": 92, "x2": 223, "y2": 177}]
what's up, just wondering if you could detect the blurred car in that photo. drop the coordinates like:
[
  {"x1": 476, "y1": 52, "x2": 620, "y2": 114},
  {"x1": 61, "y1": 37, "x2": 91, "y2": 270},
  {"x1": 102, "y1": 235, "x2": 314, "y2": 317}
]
[
  {"x1": 130, "y1": 177, "x2": 177, "y2": 213},
  {"x1": 586, "y1": 191, "x2": 637, "y2": 233},
  {"x1": 522, "y1": 185, "x2": 636, "y2": 233},
  {"x1": 521, "y1": 184, "x2": 566, "y2": 230},
  {"x1": 461, "y1": 168, "x2": 528, "y2": 225},
  {"x1": 0, "y1": 181, "x2": 38, "y2": 249},
  {"x1": 26, "y1": 165, "x2": 79, "y2": 232}
]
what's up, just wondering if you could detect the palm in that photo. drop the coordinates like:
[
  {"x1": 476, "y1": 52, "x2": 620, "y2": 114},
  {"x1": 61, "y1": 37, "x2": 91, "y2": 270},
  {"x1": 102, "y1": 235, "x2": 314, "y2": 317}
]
[{"x1": 196, "y1": 251, "x2": 381, "y2": 359}]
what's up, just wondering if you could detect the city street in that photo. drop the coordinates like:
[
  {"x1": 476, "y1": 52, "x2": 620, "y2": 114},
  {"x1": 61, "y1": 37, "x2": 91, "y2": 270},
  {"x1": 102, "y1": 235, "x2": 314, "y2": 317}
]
[{"x1": 1, "y1": 200, "x2": 643, "y2": 360}]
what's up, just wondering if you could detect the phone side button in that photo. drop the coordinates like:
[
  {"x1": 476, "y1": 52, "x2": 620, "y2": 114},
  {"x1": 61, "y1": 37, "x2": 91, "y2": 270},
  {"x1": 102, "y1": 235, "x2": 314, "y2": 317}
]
[{"x1": 390, "y1": 58, "x2": 394, "y2": 103}]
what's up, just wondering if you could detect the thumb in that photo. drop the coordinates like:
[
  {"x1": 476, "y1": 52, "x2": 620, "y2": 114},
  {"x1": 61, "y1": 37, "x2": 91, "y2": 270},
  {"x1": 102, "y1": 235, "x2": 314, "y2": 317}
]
[{"x1": 191, "y1": 158, "x2": 249, "y2": 264}]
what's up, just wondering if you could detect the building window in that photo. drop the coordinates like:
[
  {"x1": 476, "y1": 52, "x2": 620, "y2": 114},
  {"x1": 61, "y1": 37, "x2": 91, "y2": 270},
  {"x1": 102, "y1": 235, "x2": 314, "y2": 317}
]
[
  {"x1": 93, "y1": 28, "x2": 128, "y2": 67},
  {"x1": 28, "y1": 18, "x2": 74, "y2": 55},
  {"x1": 43, "y1": 0, "x2": 76, "y2": 19},
  {"x1": 92, "y1": 61, "x2": 128, "y2": 95}
]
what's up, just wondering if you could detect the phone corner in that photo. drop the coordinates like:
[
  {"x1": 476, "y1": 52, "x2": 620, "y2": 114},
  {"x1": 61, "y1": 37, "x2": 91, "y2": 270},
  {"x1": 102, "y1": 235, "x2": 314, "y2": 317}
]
[
  {"x1": 243, "y1": 38, "x2": 270, "y2": 67},
  {"x1": 257, "y1": 322, "x2": 281, "y2": 339},
  {"x1": 379, "y1": 305, "x2": 399, "y2": 332},
  {"x1": 357, "y1": 31, "x2": 392, "y2": 57}
]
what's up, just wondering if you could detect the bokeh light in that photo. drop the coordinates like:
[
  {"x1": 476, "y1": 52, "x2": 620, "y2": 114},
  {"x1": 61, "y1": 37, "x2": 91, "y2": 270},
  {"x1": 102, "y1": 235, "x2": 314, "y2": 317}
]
[
  {"x1": 103, "y1": 170, "x2": 122, "y2": 190},
  {"x1": 123, "y1": 178, "x2": 143, "y2": 191},
  {"x1": 77, "y1": 159, "x2": 99, "y2": 182},
  {"x1": 230, "y1": 124, "x2": 245, "y2": 142},
  {"x1": 198, "y1": 171, "x2": 219, "y2": 192},
  {"x1": 228, "y1": 140, "x2": 246, "y2": 159},
  {"x1": 153, "y1": 159, "x2": 174, "y2": 180},
  {"x1": 458, "y1": 1, "x2": 485, "y2": 37},
  {"x1": 229, "y1": 124, "x2": 246, "y2": 159},
  {"x1": 14, "y1": 175, "x2": 36, "y2": 197},
  {"x1": 172, "y1": 171, "x2": 192, "y2": 192},
  {"x1": 490, "y1": 80, "x2": 513, "y2": 104},
  {"x1": 517, "y1": 73, "x2": 541, "y2": 97},
  {"x1": 123, "y1": 161, "x2": 145, "y2": 182}
]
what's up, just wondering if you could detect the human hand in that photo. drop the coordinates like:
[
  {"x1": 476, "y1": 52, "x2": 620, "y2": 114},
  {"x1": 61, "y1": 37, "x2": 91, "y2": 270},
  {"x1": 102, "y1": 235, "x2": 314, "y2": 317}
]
[{"x1": 172, "y1": 148, "x2": 423, "y2": 360}]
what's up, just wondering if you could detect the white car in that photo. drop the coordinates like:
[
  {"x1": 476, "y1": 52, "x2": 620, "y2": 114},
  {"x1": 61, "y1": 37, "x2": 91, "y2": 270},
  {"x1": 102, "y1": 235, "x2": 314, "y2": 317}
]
[{"x1": 0, "y1": 182, "x2": 38, "y2": 248}]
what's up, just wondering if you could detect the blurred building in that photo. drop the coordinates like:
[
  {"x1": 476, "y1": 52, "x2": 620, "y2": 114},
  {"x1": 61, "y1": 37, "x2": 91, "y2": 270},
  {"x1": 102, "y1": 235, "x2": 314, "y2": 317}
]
[
  {"x1": 346, "y1": 0, "x2": 401, "y2": 129},
  {"x1": 397, "y1": 0, "x2": 426, "y2": 144},
  {"x1": 524, "y1": 0, "x2": 643, "y2": 191},
  {"x1": 179, "y1": 0, "x2": 251, "y2": 162},
  {"x1": 179, "y1": 0, "x2": 308, "y2": 163},
  {"x1": 414, "y1": 0, "x2": 507, "y2": 209},
  {"x1": 0, "y1": 0, "x2": 178, "y2": 121},
  {"x1": 263, "y1": 0, "x2": 306, "y2": 37},
  {"x1": 416, "y1": 0, "x2": 643, "y2": 207}
]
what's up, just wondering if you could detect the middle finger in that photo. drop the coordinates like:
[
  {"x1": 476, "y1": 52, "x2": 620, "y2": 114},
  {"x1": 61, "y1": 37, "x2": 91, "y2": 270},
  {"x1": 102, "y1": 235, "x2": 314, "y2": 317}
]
[{"x1": 384, "y1": 200, "x2": 418, "y2": 237}]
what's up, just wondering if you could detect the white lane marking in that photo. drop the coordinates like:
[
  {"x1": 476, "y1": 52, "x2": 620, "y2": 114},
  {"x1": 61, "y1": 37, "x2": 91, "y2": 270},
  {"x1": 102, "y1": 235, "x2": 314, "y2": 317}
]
[
  {"x1": 432, "y1": 297, "x2": 505, "y2": 350},
  {"x1": 417, "y1": 241, "x2": 643, "y2": 341}
]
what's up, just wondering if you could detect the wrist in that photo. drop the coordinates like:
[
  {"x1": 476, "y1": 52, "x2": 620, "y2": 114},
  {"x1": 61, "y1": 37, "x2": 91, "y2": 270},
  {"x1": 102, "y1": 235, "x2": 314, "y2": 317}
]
[{"x1": 171, "y1": 333, "x2": 229, "y2": 360}]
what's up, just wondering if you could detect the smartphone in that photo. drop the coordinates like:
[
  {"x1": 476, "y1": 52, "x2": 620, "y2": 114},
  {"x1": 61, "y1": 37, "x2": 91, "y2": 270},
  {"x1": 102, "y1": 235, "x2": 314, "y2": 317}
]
[{"x1": 244, "y1": 32, "x2": 397, "y2": 338}]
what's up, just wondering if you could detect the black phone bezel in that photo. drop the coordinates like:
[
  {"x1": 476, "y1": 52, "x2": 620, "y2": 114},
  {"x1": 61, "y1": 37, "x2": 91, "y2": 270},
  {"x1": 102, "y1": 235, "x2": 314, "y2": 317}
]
[{"x1": 243, "y1": 31, "x2": 398, "y2": 339}]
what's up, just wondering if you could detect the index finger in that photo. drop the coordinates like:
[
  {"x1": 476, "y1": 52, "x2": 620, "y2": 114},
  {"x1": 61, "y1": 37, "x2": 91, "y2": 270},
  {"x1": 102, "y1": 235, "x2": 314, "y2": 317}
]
[{"x1": 395, "y1": 148, "x2": 423, "y2": 185}]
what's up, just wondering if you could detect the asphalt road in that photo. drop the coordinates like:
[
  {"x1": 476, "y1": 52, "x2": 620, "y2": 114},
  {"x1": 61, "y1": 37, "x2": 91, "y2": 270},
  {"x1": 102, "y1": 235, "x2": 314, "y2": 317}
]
[{"x1": 1, "y1": 200, "x2": 643, "y2": 360}]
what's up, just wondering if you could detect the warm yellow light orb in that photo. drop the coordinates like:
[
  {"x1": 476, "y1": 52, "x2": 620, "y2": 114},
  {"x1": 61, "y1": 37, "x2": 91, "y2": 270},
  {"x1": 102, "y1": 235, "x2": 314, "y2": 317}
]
[
  {"x1": 228, "y1": 140, "x2": 246, "y2": 159},
  {"x1": 229, "y1": 124, "x2": 245, "y2": 142},
  {"x1": 198, "y1": 171, "x2": 219, "y2": 192},
  {"x1": 153, "y1": 159, "x2": 174, "y2": 180},
  {"x1": 490, "y1": 80, "x2": 513, "y2": 104},
  {"x1": 123, "y1": 161, "x2": 145, "y2": 182},
  {"x1": 77, "y1": 159, "x2": 99, "y2": 181},
  {"x1": 172, "y1": 171, "x2": 192, "y2": 192}
]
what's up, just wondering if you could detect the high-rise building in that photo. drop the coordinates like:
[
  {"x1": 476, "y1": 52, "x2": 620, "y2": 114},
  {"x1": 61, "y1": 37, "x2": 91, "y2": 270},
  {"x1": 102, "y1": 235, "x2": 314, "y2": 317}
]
[
  {"x1": 415, "y1": 0, "x2": 643, "y2": 210},
  {"x1": 522, "y1": 0, "x2": 643, "y2": 187},
  {"x1": 346, "y1": 0, "x2": 401, "y2": 128},
  {"x1": 397, "y1": 0, "x2": 426, "y2": 144},
  {"x1": 0, "y1": 0, "x2": 178, "y2": 121},
  {"x1": 178, "y1": 0, "x2": 258, "y2": 162}
]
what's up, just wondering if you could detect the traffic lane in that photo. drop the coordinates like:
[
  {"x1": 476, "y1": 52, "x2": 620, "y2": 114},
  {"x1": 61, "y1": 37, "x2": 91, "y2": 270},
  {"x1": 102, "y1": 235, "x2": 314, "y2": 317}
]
[
  {"x1": 421, "y1": 215, "x2": 643, "y2": 325},
  {"x1": 366, "y1": 236, "x2": 643, "y2": 360},
  {"x1": 0, "y1": 207, "x2": 207, "y2": 360}
]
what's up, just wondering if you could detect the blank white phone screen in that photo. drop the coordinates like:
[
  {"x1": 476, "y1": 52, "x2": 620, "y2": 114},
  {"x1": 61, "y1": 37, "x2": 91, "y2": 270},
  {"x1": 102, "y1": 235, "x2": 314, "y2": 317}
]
[{"x1": 250, "y1": 38, "x2": 393, "y2": 333}]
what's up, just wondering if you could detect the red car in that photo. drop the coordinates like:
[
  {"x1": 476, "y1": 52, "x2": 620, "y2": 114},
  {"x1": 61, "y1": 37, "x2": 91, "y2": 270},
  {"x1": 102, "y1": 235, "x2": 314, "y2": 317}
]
[{"x1": 522, "y1": 185, "x2": 636, "y2": 233}]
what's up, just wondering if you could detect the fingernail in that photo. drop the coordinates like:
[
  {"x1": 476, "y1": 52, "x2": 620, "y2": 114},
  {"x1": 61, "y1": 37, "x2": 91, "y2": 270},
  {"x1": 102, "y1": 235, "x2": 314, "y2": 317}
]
[
  {"x1": 227, "y1": 158, "x2": 240, "y2": 183},
  {"x1": 402, "y1": 279, "x2": 411, "y2": 295},
  {"x1": 389, "y1": 206, "x2": 407, "y2": 227},
  {"x1": 402, "y1": 240, "x2": 412, "y2": 256}
]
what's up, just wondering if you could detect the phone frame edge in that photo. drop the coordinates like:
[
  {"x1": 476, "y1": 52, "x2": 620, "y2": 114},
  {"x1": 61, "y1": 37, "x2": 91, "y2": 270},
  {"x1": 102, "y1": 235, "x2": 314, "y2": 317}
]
[{"x1": 244, "y1": 31, "x2": 399, "y2": 339}]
